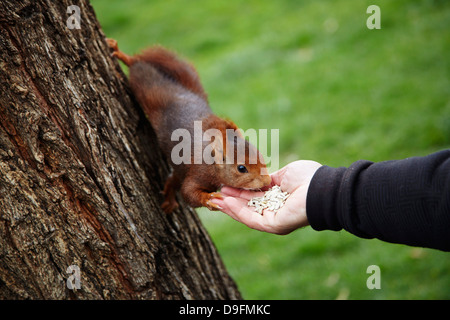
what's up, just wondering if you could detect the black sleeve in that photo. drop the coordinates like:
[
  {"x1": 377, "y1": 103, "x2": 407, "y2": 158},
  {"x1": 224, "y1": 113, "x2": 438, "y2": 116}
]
[{"x1": 306, "y1": 149, "x2": 450, "y2": 251}]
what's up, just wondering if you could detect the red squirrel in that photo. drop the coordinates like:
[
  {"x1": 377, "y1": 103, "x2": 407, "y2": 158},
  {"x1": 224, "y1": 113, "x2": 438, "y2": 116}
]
[{"x1": 107, "y1": 39, "x2": 271, "y2": 213}]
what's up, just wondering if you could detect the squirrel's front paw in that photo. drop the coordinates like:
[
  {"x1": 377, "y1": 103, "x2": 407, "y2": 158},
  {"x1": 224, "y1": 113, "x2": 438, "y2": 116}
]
[
  {"x1": 106, "y1": 38, "x2": 118, "y2": 50},
  {"x1": 161, "y1": 199, "x2": 179, "y2": 214},
  {"x1": 204, "y1": 192, "x2": 223, "y2": 211}
]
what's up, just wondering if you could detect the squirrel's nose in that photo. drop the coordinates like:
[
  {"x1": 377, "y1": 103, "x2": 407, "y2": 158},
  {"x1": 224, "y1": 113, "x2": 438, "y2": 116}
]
[
  {"x1": 259, "y1": 167, "x2": 271, "y2": 186},
  {"x1": 262, "y1": 174, "x2": 271, "y2": 186}
]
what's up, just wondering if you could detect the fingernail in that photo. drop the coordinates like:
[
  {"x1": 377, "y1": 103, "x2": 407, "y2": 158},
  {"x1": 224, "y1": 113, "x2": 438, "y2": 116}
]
[{"x1": 211, "y1": 199, "x2": 224, "y2": 210}]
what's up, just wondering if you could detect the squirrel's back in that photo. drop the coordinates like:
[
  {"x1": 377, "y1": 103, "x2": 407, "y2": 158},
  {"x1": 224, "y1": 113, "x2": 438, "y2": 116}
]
[{"x1": 128, "y1": 59, "x2": 212, "y2": 161}]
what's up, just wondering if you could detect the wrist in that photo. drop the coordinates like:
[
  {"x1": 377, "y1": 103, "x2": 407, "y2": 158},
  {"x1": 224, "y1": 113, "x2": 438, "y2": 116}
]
[{"x1": 306, "y1": 165, "x2": 345, "y2": 232}]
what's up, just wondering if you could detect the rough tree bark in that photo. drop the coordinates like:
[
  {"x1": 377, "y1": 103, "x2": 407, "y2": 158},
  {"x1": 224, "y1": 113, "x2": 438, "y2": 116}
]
[{"x1": 0, "y1": 0, "x2": 241, "y2": 299}]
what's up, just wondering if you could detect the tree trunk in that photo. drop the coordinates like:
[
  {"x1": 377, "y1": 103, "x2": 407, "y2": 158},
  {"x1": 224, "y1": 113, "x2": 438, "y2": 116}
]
[{"x1": 0, "y1": 0, "x2": 241, "y2": 299}]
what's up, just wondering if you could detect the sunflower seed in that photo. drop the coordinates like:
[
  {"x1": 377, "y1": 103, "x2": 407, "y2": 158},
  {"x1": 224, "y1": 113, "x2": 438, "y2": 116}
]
[{"x1": 247, "y1": 185, "x2": 290, "y2": 215}]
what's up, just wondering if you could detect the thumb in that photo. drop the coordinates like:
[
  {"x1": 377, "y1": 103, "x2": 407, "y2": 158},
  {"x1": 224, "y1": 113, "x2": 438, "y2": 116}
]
[{"x1": 269, "y1": 166, "x2": 287, "y2": 187}]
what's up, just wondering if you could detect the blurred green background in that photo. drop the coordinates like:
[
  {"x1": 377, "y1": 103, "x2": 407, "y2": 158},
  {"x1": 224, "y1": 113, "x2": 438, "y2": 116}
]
[{"x1": 91, "y1": 0, "x2": 450, "y2": 299}]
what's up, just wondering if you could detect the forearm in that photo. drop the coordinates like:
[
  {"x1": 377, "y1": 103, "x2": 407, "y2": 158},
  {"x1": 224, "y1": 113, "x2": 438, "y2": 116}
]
[{"x1": 306, "y1": 150, "x2": 450, "y2": 251}]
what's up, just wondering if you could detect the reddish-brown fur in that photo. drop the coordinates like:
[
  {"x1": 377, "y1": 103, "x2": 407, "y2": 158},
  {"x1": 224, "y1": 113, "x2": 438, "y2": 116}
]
[{"x1": 107, "y1": 39, "x2": 271, "y2": 213}]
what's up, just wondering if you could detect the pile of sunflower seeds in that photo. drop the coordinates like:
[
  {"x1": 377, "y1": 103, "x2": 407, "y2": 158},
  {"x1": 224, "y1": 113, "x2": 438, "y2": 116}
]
[{"x1": 248, "y1": 185, "x2": 290, "y2": 215}]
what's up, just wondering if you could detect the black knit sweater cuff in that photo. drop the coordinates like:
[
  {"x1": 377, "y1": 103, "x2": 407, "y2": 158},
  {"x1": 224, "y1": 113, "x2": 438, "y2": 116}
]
[{"x1": 306, "y1": 165, "x2": 346, "y2": 232}]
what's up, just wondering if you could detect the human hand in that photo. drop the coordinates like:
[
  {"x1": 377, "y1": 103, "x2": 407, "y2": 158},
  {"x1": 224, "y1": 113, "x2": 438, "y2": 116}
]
[{"x1": 212, "y1": 160, "x2": 322, "y2": 235}]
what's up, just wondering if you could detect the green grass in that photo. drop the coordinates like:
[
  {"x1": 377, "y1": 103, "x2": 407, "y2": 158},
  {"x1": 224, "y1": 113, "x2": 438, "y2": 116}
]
[{"x1": 92, "y1": 0, "x2": 450, "y2": 299}]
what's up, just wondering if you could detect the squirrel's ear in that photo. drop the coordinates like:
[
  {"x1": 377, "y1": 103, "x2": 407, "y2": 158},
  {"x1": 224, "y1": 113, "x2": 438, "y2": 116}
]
[
  {"x1": 204, "y1": 129, "x2": 225, "y2": 165},
  {"x1": 223, "y1": 119, "x2": 244, "y2": 138},
  {"x1": 204, "y1": 119, "x2": 243, "y2": 165},
  {"x1": 224, "y1": 129, "x2": 245, "y2": 164}
]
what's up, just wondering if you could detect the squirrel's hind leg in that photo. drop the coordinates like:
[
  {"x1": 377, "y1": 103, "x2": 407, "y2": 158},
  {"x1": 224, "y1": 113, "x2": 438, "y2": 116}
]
[{"x1": 161, "y1": 172, "x2": 181, "y2": 214}]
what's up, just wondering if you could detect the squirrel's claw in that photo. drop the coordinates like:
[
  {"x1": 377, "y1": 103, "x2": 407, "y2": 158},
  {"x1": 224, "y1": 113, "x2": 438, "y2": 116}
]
[
  {"x1": 161, "y1": 199, "x2": 179, "y2": 214},
  {"x1": 205, "y1": 192, "x2": 223, "y2": 211},
  {"x1": 106, "y1": 38, "x2": 118, "y2": 50}
]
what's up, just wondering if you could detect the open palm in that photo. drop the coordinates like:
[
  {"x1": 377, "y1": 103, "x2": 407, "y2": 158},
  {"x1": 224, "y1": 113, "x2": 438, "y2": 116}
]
[{"x1": 212, "y1": 160, "x2": 322, "y2": 235}]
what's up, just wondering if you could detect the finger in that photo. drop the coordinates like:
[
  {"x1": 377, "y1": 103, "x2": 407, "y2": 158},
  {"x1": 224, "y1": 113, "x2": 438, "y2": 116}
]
[
  {"x1": 212, "y1": 196, "x2": 252, "y2": 220},
  {"x1": 220, "y1": 187, "x2": 265, "y2": 200},
  {"x1": 211, "y1": 196, "x2": 243, "y2": 219},
  {"x1": 214, "y1": 197, "x2": 287, "y2": 234},
  {"x1": 209, "y1": 198, "x2": 225, "y2": 211},
  {"x1": 223, "y1": 197, "x2": 263, "y2": 225},
  {"x1": 269, "y1": 166, "x2": 287, "y2": 187},
  {"x1": 219, "y1": 186, "x2": 242, "y2": 197},
  {"x1": 222, "y1": 197, "x2": 280, "y2": 233}
]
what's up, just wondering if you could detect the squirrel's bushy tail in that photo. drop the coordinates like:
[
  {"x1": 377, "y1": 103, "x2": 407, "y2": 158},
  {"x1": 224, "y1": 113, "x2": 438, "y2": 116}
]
[
  {"x1": 107, "y1": 38, "x2": 207, "y2": 101},
  {"x1": 135, "y1": 46, "x2": 208, "y2": 101}
]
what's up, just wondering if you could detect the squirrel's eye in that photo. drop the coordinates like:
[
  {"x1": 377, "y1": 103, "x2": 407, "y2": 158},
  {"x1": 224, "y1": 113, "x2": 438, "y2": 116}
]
[{"x1": 237, "y1": 165, "x2": 248, "y2": 173}]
